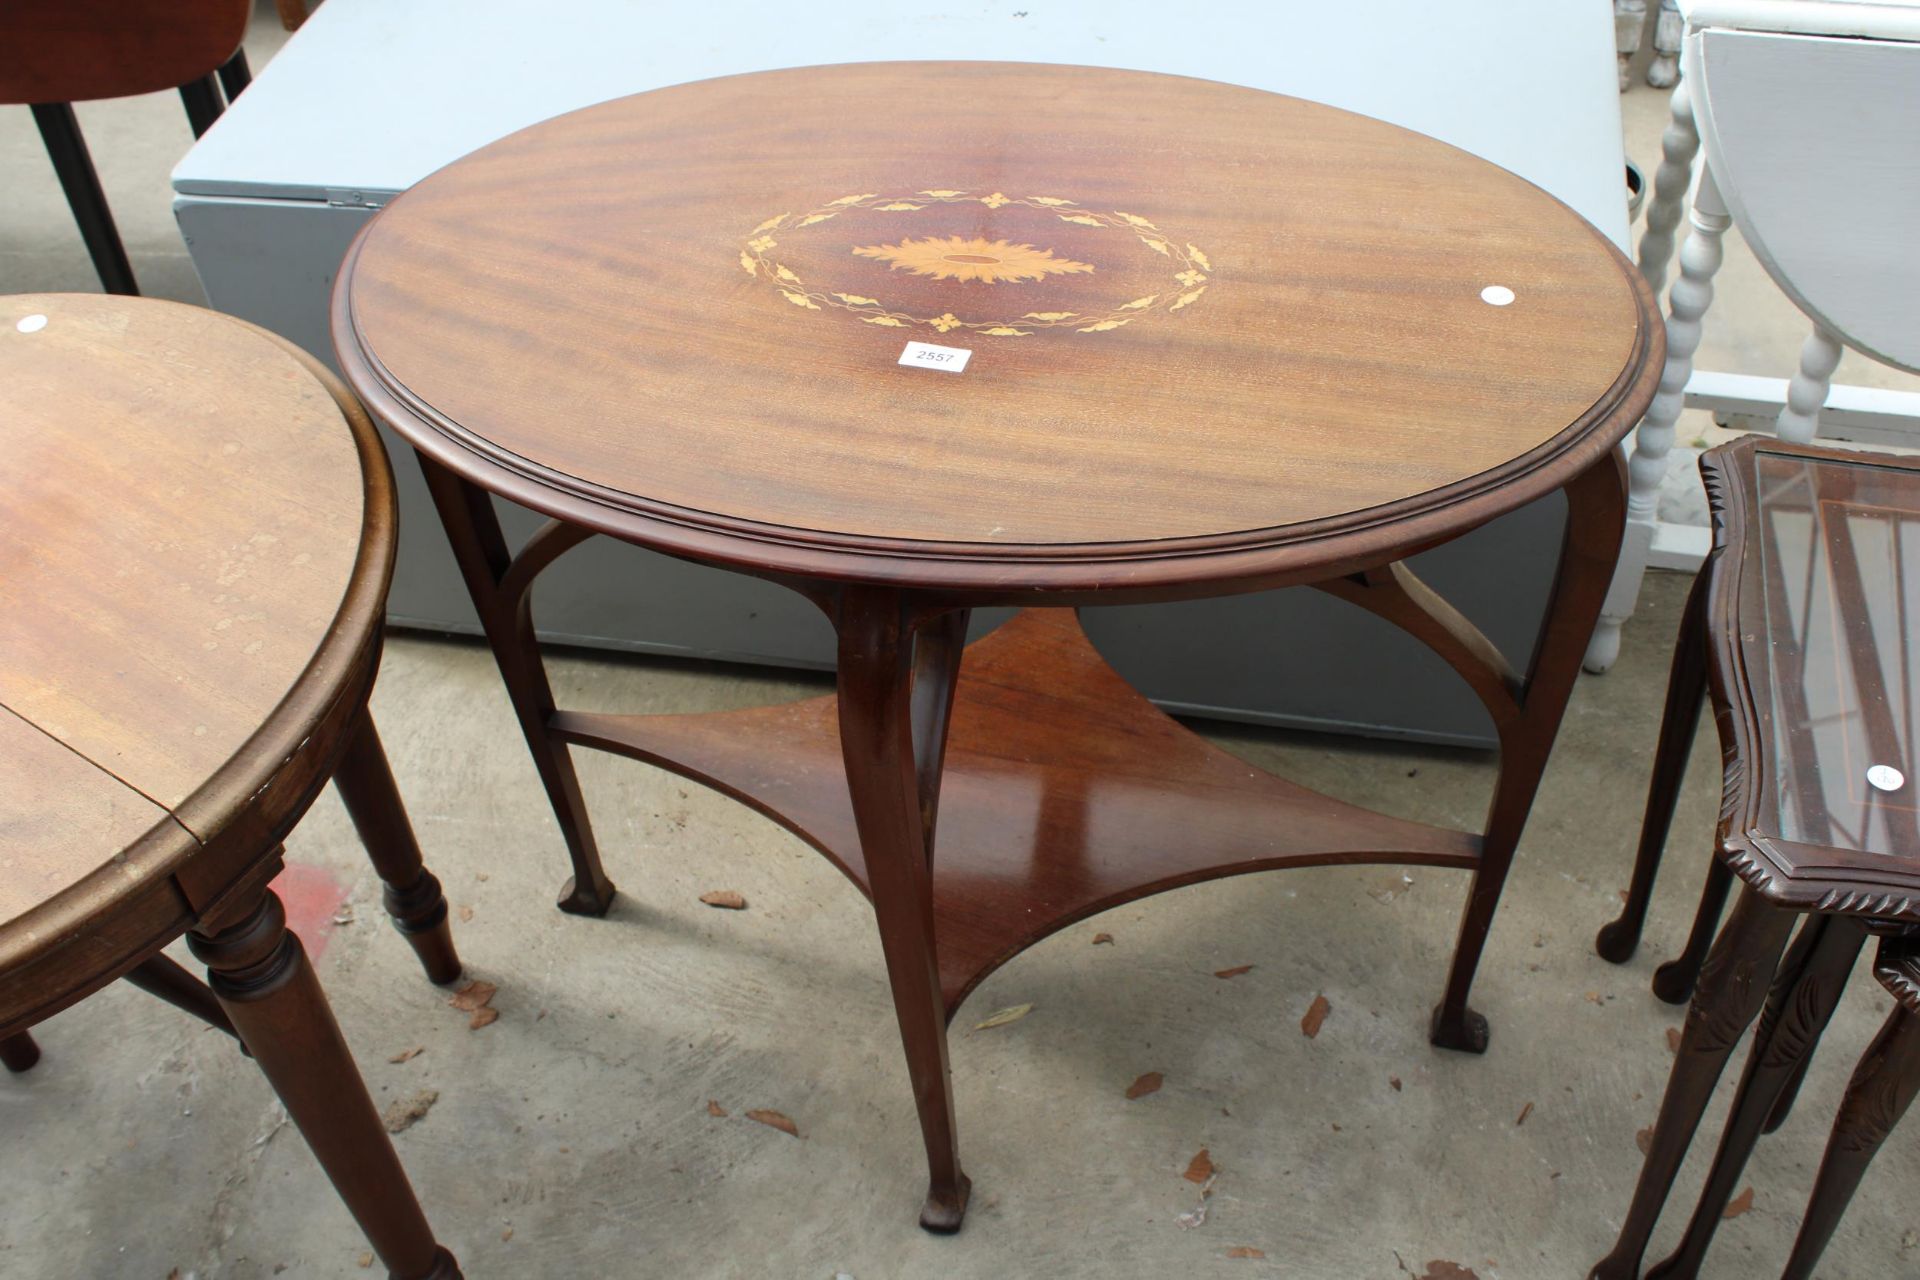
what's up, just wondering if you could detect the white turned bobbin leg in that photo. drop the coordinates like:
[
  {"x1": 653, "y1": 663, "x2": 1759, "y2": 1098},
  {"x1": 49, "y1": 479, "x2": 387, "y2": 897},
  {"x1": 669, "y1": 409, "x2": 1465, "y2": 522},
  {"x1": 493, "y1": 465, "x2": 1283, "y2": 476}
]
[{"x1": 1586, "y1": 165, "x2": 1732, "y2": 674}]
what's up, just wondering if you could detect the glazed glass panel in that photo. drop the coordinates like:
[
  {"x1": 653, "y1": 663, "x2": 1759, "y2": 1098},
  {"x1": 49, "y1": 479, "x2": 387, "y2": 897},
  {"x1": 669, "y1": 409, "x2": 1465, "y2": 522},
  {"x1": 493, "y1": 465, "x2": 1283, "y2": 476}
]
[{"x1": 1754, "y1": 451, "x2": 1920, "y2": 856}]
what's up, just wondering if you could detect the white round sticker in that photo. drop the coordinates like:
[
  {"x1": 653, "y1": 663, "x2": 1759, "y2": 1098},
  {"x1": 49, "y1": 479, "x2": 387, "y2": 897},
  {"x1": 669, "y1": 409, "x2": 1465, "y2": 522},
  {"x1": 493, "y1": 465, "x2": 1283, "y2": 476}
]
[
  {"x1": 1867, "y1": 764, "x2": 1905, "y2": 793},
  {"x1": 1480, "y1": 286, "x2": 1516, "y2": 307},
  {"x1": 16, "y1": 314, "x2": 47, "y2": 333}
]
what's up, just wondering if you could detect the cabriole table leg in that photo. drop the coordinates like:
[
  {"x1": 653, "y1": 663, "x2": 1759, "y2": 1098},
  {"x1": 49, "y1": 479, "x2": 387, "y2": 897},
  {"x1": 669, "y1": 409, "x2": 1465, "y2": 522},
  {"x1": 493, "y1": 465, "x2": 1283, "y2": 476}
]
[
  {"x1": 1589, "y1": 887, "x2": 1793, "y2": 1280},
  {"x1": 1434, "y1": 448, "x2": 1627, "y2": 1052},
  {"x1": 1598, "y1": 561, "x2": 1711, "y2": 963},
  {"x1": 1780, "y1": 949, "x2": 1920, "y2": 1280},
  {"x1": 1, "y1": 1031, "x2": 40, "y2": 1072},
  {"x1": 416, "y1": 454, "x2": 615, "y2": 916},
  {"x1": 833, "y1": 586, "x2": 971, "y2": 1232},
  {"x1": 189, "y1": 883, "x2": 462, "y2": 1279},
  {"x1": 1645, "y1": 915, "x2": 1866, "y2": 1279},
  {"x1": 333, "y1": 710, "x2": 462, "y2": 984}
]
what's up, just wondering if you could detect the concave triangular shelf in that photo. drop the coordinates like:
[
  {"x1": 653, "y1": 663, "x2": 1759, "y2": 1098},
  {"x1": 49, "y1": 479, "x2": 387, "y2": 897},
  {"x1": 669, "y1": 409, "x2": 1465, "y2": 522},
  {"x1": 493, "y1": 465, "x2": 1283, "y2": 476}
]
[{"x1": 552, "y1": 609, "x2": 1480, "y2": 1019}]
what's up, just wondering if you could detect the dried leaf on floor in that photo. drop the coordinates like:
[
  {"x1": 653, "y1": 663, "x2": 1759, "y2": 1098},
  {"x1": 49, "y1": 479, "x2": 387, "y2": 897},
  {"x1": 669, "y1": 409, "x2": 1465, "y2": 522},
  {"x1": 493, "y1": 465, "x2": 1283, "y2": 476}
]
[
  {"x1": 1301, "y1": 994, "x2": 1332, "y2": 1039},
  {"x1": 1515, "y1": 1101, "x2": 1534, "y2": 1126},
  {"x1": 1723, "y1": 1186, "x2": 1755, "y2": 1219},
  {"x1": 1126, "y1": 1072, "x2": 1164, "y2": 1100},
  {"x1": 747, "y1": 1108, "x2": 800, "y2": 1138},
  {"x1": 357, "y1": 1255, "x2": 373, "y2": 1270},
  {"x1": 381, "y1": 1088, "x2": 439, "y2": 1134},
  {"x1": 1214, "y1": 965, "x2": 1255, "y2": 980},
  {"x1": 331, "y1": 906, "x2": 356, "y2": 926},
  {"x1": 1183, "y1": 1148, "x2": 1214, "y2": 1184},
  {"x1": 448, "y1": 979, "x2": 497, "y2": 1013},
  {"x1": 974, "y1": 1003, "x2": 1033, "y2": 1030},
  {"x1": 700, "y1": 889, "x2": 747, "y2": 910},
  {"x1": 1585, "y1": 991, "x2": 1605, "y2": 1005},
  {"x1": 1636, "y1": 1126, "x2": 1654, "y2": 1154},
  {"x1": 388, "y1": 1046, "x2": 424, "y2": 1064},
  {"x1": 458, "y1": 905, "x2": 475, "y2": 923},
  {"x1": 707, "y1": 1099, "x2": 729, "y2": 1117},
  {"x1": 1092, "y1": 932, "x2": 1114, "y2": 945},
  {"x1": 501, "y1": 1227, "x2": 513, "y2": 1242},
  {"x1": 1418, "y1": 1263, "x2": 1480, "y2": 1280},
  {"x1": 1389, "y1": 1076, "x2": 1403, "y2": 1092},
  {"x1": 469, "y1": 1007, "x2": 500, "y2": 1030},
  {"x1": 1666, "y1": 1027, "x2": 1683, "y2": 1053},
  {"x1": 1226, "y1": 1246, "x2": 1265, "y2": 1259}
]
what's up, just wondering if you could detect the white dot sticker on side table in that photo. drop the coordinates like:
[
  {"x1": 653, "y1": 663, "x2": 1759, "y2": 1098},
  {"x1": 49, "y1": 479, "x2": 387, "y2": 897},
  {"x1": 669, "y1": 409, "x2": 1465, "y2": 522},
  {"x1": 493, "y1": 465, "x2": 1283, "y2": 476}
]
[
  {"x1": 1867, "y1": 764, "x2": 1905, "y2": 793},
  {"x1": 16, "y1": 314, "x2": 47, "y2": 333},
  {"x1": 1480, "y1": 286, "x2": 1515, "y2": 307}
]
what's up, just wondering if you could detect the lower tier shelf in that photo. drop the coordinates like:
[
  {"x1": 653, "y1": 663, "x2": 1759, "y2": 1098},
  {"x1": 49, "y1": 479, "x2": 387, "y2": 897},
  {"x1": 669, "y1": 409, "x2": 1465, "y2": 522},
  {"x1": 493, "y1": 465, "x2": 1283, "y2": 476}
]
[{"x1": 553, "y1": 608, "x2": 1480, "y2": 1019}]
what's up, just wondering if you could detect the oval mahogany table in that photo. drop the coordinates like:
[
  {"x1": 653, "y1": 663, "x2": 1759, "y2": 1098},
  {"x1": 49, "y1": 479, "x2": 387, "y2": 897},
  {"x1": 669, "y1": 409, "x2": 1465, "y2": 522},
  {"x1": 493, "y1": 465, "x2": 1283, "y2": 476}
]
[
  {"x1": 334, "y1": 61, "x2": 1662, "y2": 1230},
  {"x1": 0, "y1": 294, "x2": 462, "y2": 1279}
]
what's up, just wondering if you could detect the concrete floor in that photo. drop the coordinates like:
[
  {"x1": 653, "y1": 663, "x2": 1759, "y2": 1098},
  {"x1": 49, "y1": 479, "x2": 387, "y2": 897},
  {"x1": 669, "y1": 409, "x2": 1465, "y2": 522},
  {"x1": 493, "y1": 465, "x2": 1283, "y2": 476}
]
[{"x1": 5, "y1": 10, "x2": 1920, "y2": 1278}]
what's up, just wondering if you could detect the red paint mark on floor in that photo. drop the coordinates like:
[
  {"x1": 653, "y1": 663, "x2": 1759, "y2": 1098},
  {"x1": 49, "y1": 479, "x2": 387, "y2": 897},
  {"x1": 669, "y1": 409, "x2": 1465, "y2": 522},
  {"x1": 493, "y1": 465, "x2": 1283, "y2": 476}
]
[{"x1": 270, "y1": 861, "x2": 349, "y2": 965}]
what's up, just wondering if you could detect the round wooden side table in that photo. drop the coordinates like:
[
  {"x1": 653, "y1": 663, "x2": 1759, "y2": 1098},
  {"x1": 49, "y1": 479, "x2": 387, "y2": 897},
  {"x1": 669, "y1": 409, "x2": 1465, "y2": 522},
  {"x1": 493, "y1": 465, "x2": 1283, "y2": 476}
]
[
  {"x1": 0, "y1": 294, "x2": 462, "y2": 1279},
  {"x1": 333, "y1": 61, "x2": 1661, "y2": 1230}
]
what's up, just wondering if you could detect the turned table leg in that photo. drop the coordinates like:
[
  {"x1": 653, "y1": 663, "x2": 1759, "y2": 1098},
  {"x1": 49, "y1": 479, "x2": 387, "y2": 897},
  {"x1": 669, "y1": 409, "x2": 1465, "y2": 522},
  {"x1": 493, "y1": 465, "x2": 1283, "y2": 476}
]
[
  {"x1": 1644, "y1": 916, "x2": 1864, "y2": 1278},
  {"x1": 333, "y1": 711, "x2": 462, "y2": 984},
  {"x1": 1637, "y1": 79, "x2": 1702, "y2": 300},
  {"x1": 1589, "y1": 887, "x2": 1793, "y2": 1280},
  {"x1": 189, "y1": 884, "x2": 461, "y2": 1279},
  {"x1": 1, "y1": 1031, "x2": 40, "y2": 1072},
  {"x1": 834, "y1": 587, "x2": 971, "y2": 1231},
  {"x1": 1598, "y1": 562, "x2": 1710, "y2": 963},
  {"x1": 1433, "y1": 449, "x2": 1626, "y2": 1052},
  {"x1": 1779, "y1": 971, "x2": 1920, "y2": 1280},
  {"x1": 417, "y1": 454, "x2": 615, "y2": 916}
]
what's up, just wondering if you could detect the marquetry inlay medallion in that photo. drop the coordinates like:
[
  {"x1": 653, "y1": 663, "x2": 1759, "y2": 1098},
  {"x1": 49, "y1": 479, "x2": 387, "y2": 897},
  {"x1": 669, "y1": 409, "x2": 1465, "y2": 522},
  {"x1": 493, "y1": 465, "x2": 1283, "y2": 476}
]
[{"x1": 738, "y1": 189, "x2": 1212, "y2": 338}]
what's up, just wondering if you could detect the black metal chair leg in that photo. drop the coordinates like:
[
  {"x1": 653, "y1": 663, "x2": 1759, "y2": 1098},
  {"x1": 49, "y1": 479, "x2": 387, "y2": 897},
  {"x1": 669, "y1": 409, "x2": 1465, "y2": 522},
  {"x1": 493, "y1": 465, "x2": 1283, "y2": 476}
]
[
  {"x1": 30, "y1": 102, "x2": 137, "y2": 296},
  {"x1": 217, "y1": 48, "x2": 252, "y2": 101},
  {"x1": 178, "y1": 74, "x2": 225, "y2": 138}
]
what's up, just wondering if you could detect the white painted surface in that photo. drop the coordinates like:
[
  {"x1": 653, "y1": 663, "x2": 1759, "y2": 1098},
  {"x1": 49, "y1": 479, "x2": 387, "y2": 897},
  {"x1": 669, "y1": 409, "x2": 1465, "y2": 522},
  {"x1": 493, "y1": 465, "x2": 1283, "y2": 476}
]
[
  {"x1": 172, "y1": 0, "x2": 1632, "y2": 249},
  {"x1": 1694, "y1": 29, "x2": 1920, "y2": 373},
  {"x1": 1683, "y1": 0, "x2": 1920, "y2": 40}
]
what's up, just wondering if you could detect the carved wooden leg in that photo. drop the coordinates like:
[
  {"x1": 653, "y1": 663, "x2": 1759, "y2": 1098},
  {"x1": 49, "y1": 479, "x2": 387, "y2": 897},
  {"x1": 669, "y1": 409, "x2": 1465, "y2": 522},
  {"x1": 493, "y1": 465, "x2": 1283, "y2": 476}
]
[
  {"x1": 1639, "y1": 80, "x2": 1700, "y2": 308},
  {"x1": 1772, "y1": 326, "x2": 1843, "y2": 445},
  {"x1": 1589, "y1": 888, "x2": 1793, "y2": 1280},
  {"x1": 1645, "y1": 915, "x2": 1866, "y2": 1278},
  {"x1": 1779, "y1": 957, "x2": 1920, "y2": 1280},
  {"x1": 126, "y1": 953, "x2": 241, "y2": 1042},
  {"x1": 189, "y1": 886, "x2": 461, "y2": 1279},
  {"x1": 1433, "y1": 451, "x2": 1626, "y2": 1052},
  {"x1": 417, "y1": 453, "x2": 614, "y2": 915},
  {"x1": 1585, "y1": 107, "x2": 1712, "y2": 677},
  {"x1": 835, "y1": 587, "x2": 971, "y2": 1231},
  {"x1": 1, "y1": 1031, "x2": 40, "y2": 1072},
  {"x1": 1598, "y1": 563, "x2": 1710, "y2": 963},
  {"x1": 1652, "y1": 858, "x2": 1734, "y2": 1004},
  {"x1": 333, "y1": 712, "x2": 462, "y2": 984}
]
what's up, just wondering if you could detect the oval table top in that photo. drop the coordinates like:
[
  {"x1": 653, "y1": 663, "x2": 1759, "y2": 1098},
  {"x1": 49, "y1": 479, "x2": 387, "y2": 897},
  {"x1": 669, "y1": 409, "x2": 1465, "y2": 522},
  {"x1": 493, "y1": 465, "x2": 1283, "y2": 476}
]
[
  {"x1": 337, "y1": 60, "x2": 1659, "y2": 596},
  {"x1": 0, "y1": 295, "x2": 388, "y2": 960}
]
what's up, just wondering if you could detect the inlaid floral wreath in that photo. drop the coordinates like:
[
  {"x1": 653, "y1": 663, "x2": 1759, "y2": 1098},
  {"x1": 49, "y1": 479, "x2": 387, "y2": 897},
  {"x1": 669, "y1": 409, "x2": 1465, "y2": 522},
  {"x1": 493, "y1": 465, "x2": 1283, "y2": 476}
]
[{"x1": 738, "y1": 190, "x2": 1211, "y2": 337}]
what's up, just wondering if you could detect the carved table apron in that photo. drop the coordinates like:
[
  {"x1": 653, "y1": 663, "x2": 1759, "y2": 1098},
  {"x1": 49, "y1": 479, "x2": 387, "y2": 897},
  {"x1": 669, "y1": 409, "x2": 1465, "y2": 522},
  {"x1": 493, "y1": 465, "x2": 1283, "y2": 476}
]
[{"x1": 332, "y1": 61, "x2": 1662, "y2": 1229}]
